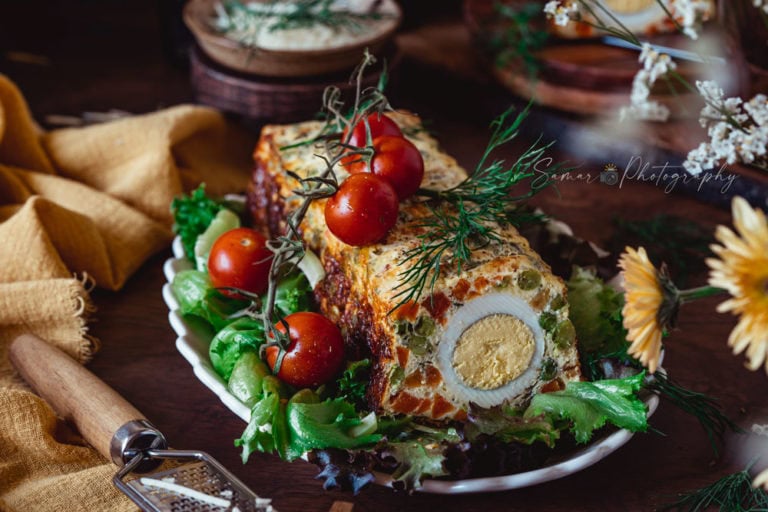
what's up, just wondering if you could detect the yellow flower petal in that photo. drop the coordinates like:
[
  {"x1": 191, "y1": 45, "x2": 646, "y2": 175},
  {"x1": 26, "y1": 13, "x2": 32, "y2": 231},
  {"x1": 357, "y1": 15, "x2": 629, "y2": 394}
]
[
  {"x1": 619, "y1": 245, "x2": 666, "y2": 374},
  {"x1": 708, "y1": 197, "x2": 768, "y2": 375}
]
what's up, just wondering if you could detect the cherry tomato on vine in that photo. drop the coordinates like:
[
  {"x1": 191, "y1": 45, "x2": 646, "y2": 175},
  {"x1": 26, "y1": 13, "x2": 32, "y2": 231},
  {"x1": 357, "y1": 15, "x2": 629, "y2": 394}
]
[
  {"x1": 265, "y1": 312, "x2": 345, "y2": 388},
  {"x1": 324, "y1": 173, "x2": 399, "y2": 247},
  {"x1": 341, "y1": 113, "x2": 403, "y2": 172},
  {"x1": 208, "y1": 227, "x2": 272, "y2": 296},
  {"x1": 342, "y1": 113, "x2": 402, "y2": 148},
  {"x1": 349, "y1": 135, "x2": 425, "y2": 199}
]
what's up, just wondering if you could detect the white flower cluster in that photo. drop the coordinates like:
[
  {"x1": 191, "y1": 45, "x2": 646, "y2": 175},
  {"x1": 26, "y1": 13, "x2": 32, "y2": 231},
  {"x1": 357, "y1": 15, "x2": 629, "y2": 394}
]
[
  {"x1": 753, "y1": 0, "x2": 768, "y2": 14},
  {"x1": 619, "y1": 44, "x2": 676, "y2": 122},
  {"x1": 543, "y1": 0, "x2": 578, "y2": 27},
  {"x1": 667, "y1": 0, "x2": 712, "y2": 39},
  {"x1": 684, "y1": 80, "x2": 768, "y2": 174}
]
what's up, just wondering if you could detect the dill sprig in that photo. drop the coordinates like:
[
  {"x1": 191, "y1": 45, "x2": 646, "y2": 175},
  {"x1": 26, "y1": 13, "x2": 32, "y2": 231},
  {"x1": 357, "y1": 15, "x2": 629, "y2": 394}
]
[
  {"x1": 433, "y1": 105, "x2": 565, "y2": 207},
  {"x1": 662, "y1": 463, "x2": 768, "y2": 512},
  {"x1": 213, "y1": 0, "x2": 390, "y2": 49},
  {"x1": 646, "y1": 372, "x2": 743, "y2": 458},
  {"x1": 486, "y1": 2, "x2": 548, "y2": 78},
  {"x1": 393, "y1": 199, "x2": 503, "y2": 312},
  {"x1": 391, "y1": 105, "x2": 569, "y2": 312}
]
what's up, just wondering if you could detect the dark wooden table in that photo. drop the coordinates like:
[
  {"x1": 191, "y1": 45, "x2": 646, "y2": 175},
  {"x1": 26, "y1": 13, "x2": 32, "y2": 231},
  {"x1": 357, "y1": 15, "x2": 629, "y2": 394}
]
[{"x1": 3, "y1": 2, "x2": 767, "y2": 511}]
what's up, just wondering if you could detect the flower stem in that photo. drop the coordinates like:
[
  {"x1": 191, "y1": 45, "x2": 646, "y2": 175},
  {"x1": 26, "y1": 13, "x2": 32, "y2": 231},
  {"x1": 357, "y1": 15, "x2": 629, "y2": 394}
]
[{"x1": 679, "y1": 285, "x2": 726, "y2": 302}]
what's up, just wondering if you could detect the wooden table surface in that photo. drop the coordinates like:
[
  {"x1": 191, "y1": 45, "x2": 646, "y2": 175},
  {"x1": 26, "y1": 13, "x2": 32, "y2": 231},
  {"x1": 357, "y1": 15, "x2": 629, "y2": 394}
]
[{"x1": 3, "y1": 2, "x2": 768, "y2": 511}]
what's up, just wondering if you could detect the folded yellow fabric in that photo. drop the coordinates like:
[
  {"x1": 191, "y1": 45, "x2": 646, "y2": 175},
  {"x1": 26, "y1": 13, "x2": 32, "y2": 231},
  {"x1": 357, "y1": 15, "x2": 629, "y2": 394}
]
[
  {"x1": 0, "y1": 74, "x2": 254, "y2": 511},
  {"x1": 0, "y1": 390, "x2": 135, "y2": 512}
]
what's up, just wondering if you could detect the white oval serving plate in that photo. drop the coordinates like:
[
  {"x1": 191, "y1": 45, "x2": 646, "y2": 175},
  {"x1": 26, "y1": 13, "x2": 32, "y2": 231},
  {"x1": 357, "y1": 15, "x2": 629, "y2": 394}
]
[{"x1": 162, "y1": 236, "x2": 659, "y2": 494}]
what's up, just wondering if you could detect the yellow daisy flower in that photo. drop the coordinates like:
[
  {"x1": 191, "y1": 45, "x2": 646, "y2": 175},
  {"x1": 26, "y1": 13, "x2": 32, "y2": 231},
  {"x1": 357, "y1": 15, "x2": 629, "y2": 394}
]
[
  {"x1": 707, "y1": 197, "x2": 768, "y2": 374},
  {"x1": 619, "y1": 246, "x2": 678, "y2": 374}
]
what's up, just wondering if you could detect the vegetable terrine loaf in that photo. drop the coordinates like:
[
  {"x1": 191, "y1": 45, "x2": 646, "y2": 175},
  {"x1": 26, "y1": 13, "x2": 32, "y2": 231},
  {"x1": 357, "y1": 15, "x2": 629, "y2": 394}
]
[{"x1": 248, "y1": 112, "x2": 581, "y2": 421}]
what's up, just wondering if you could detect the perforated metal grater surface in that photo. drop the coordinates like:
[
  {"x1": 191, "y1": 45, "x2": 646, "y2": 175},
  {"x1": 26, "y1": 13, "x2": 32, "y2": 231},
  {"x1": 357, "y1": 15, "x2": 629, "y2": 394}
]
[{"x1": 116, "y1": 449, "x2": 275, "y2": 512}]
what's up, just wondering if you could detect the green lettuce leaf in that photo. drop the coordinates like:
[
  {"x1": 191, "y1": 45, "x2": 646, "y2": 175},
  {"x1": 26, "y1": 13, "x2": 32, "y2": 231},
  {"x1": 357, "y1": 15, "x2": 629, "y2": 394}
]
[
  {"x1": 334, "y1": 359, "x2": 371, "y2": 412},
  {"x1": 171, "y1": 270, "x2": 248, "y2": 332},
  {"x1": 465, "y1": 405, "x2": 560, "y2": 447},
  {"x1": 171, "y1": 184, "x2": 223, "y2": 261},
  {"x1": 235, "y1": 375, "x2": 291, "y2": 463},
  {"x1": 286, "y1": 390, "x2": 382, "y2": 460},
  {"x1": 227, "y1": 351, "x2": 270, "y2": 407},
  {"x1": 525, "y1": 372, "x2": 648, "y2": 444},
  {"x1": 274, "y1": 272, "x2": 312, "y2": 318},
  {"x1": 567, "y1": 266, "x2": 627, "y2": 354},
  {"x1": 379, "y1": 441, "x2": 449, "y2": 491},
  {"x1": 194, "y1": 208, "x2": 240, "y2": 271},
  {"x1": 210, "y1": 317, "x2": 266, "y2": 381}
]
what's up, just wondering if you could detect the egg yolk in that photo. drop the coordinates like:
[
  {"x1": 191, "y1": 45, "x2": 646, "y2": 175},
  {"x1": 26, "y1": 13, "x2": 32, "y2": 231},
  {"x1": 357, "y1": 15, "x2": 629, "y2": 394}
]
[{"x1": 451, "y1": 314, "x2": 535, "y2": 390}]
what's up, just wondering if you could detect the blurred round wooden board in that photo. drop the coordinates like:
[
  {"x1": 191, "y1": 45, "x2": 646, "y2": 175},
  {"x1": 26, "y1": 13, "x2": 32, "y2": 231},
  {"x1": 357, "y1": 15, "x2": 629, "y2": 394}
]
[
  {"x1": 190, "y1": 44, "x2": 401, "y2": 124},
  {"x1": 183, "y1": 0, "x2": 401, "y2": 78},
  {"x1": 464, "y1": 0, "x2": 743, "y2": 117}
]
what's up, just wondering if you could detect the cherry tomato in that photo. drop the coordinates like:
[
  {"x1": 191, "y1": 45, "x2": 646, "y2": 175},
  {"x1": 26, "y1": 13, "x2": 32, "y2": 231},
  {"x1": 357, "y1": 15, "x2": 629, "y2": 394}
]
[
  {"x1": 265, "y1": 312, "x2": 345, "y2": 388},
  {"x1": 342, "y1": 113, "x2": 402, "y2": 148},
  {"x1": 349, "y1": 135, "x2": 425, "y2": 199},
  {"x1": 324, "y1": 173, "x2": 399, "y2": 246},
  {"x1": 208, "y1": 227, "x2": 272, "y2": 296},
  {"x1": 341, "y1": 113, "x2": 403, "y2": 173}
]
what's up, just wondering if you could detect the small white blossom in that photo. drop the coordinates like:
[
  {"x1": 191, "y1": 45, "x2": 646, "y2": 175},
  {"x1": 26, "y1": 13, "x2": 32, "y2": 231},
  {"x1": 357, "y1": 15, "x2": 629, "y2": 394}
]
[
  {"x1": 543, "y1": 1, "x2": 578, "y2": 27},
  {"x1": 619, "y1": 44, "x2": 676, "y2": 122},
  {"x1": 667, "y1": 0, "x2": 712, "y2": 40},
  {"x1": 745, "y1": 94, "x2": 768, "y2": 126},
  {"x1": 619, "y1": 101, "x2": 671, "y2": 122},
  {"x1": 683, "y1": 142, "x2": 719, "y2": 174},
  {"x1": 754, "y1": 0, "x2": 768, "y2": 14},
  {"x1": 696, "y1": 79, "x2": 723, "y2": 104},
  {"x1": 639, "y1": 43, "x2": 676, "y2": 82},
  {"x1": 683, "y1": 83, "x2": 768, "y2": 174},
  {"x1": 697, "y1": 80, "x2": 749, "y2": 126}
]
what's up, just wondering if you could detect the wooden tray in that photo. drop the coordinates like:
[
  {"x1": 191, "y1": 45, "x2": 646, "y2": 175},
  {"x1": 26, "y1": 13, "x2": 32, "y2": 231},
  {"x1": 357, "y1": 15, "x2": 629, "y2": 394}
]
[
  {"x1": 463, "y1": 0, "x2": 745, "y2": 117},
  {"x1": 190, "y1": 44, "x2": 401, "y2": 124}
]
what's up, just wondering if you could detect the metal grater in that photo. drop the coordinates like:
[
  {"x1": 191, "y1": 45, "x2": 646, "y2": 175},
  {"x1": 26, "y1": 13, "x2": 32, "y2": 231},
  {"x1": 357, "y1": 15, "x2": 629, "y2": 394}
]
[
  {"x1": 113, "y1": 443, "x2": 274, "y2": 512},
  {"x1": 9, "y1": 334, "x2": 276, "y2": 512}
]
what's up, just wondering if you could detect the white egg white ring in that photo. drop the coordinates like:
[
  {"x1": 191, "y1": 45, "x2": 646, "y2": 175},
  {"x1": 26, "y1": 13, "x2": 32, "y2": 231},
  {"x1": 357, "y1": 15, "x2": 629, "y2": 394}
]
[{"x1": 436, "y1": 293, "x2": 545, "y2": 409}]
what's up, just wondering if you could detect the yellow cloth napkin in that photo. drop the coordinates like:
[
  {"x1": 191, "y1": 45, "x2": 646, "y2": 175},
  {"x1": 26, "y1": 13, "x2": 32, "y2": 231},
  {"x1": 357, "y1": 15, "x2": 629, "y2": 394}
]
[{"x1": 0, "y1": 75, "x2": 254, "y2": 511}]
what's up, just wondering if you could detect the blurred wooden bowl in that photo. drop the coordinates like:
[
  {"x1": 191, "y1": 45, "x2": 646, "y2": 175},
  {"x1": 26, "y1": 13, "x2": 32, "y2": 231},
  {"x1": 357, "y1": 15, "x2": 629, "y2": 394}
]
[{"x1": 183, "y1": 0, "x2": 401, "y2": 77}]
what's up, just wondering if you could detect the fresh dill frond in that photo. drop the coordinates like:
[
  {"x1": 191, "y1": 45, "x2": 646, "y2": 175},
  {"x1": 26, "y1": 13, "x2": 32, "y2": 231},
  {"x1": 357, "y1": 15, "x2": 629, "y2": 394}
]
[
  {"x1": 392, "y1": 199, "x2": 503, "y2": 310},
  {"x1": 647, "y1": 372, "x2": 743, "y2": 458},
  {"x1": 390, "y1": 105, "x2": 568, "y2": 312},
  {"x1": 436, "y1": 104, "x2": 569, "y2": 212},
  {"x1": 487, "y1": 2, "x2": 549, "y2": 78},
  {"x1": 662, "y1": 464, "x2": 768, "y2": 512}
]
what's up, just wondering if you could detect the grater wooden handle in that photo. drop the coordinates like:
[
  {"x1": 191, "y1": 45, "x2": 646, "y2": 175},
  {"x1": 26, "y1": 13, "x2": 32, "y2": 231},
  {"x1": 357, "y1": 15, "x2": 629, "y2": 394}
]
[{"x1": 9, "y1": 333, "x2": 149, "y2": 464}]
